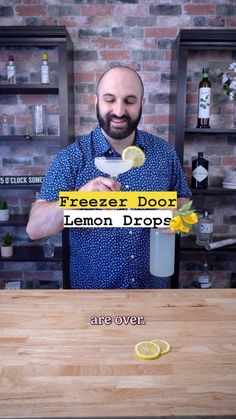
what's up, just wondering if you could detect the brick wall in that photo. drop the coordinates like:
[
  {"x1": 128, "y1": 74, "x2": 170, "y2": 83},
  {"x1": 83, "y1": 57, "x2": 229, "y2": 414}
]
[
  {"x1": 0, "y1": 0, "x2": 236, "y2": 288},
  {"x1": 0, "y1": 0, "x2": 235, "y2": 137}
]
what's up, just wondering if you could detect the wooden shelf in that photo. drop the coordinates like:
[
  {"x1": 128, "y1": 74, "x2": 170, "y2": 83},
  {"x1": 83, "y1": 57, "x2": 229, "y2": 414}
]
[
  {"x1": 0, "y1": 245, "x2": 62, "y2": 262},
  {"x1": 0, "y1": 26, "x2": 73, "y2": 287},
  {"x1": 0, "y1": 83, "x2": 58, "y2": 94},
  {"x1": 185, "y1": 128, "x2": 236, "y2": 135},
  {"x1": 192, "y1": 187, "x2": 236, "y2": 195},
  {"x1": 0, "y1": 185, "x2": 41, "y2": 190},
  {"x1": 0, "y1": 214, "x2": 29, "y2": 226},
  {"x1": 171, "y1": 29, "x2": 236, "y2": 288},
  {"x1": 0, "y1": 135, "x2": 60, "y2": 141}
]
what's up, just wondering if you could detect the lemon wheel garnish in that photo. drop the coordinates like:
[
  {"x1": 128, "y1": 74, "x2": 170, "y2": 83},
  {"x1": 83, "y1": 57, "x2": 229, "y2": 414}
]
[
  {"x1": 151, "y1": 339, "x2": 171, "y2": 355},
  {"x1": 134, "y1": 341, "x2": 161, "y2": 360},
  {"x1": 122, "y1": 146, "x2": 146, "y2": 167}
]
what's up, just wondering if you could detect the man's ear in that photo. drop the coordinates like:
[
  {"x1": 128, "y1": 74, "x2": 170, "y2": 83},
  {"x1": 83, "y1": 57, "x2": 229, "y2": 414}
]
[
  {"x1": 142, "y1": 96, "x2": 146, "y2": 106},
  {"x1": 94, "y1": 94, "x2": 98, "y2": 106}
]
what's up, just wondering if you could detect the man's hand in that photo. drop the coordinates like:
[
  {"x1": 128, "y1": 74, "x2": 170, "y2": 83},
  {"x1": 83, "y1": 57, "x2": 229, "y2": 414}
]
[{"x1": 79, "y1": 177, "x2": 121, "y2": 191}]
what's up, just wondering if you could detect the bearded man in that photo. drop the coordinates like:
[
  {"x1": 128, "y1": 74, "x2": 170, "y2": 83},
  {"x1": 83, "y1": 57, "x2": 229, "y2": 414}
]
[{"x1": 26, "y1": 66, "x2": 191, "y2": 289}]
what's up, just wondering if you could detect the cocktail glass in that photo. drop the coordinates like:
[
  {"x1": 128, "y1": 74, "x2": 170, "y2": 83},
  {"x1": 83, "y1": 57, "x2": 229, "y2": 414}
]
[{"x1": 94, "y1": 157, "x2": 133, "y2": 181}]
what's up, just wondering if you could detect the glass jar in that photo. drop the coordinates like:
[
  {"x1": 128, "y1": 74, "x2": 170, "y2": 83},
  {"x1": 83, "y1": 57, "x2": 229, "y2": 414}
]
[{"x1": 150, "y1": 229, "x2": 175, "y2": 277}]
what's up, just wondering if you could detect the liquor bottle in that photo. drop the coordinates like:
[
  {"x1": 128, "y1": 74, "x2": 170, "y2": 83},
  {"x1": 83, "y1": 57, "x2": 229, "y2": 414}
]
[
  {"x1": 150, "y1": 229, "x2": 175, "y2": 277},
  {"x1": 196, "y1": 210, "x2": 213, "y2": 246},
  {"x1": 2, "y1": 114, "x2": 9, "y2": 135},
  {"x1": 41, "y1": 53, "x2": 49, "y2": 84},
  {"x1": 191, "y1": 152, "x2": 209, "y2": 189},
  {"x1": 196, "y1": 68, "x2": 211, "y2": 128},
  {"x1": 193, "y1": 261, "x2": 212, "y2": 288},
  {"x1": 7, "y1": 55, "x2": 16, "y2": 84}
]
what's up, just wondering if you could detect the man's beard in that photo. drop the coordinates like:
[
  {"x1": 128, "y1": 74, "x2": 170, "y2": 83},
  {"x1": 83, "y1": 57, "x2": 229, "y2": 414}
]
[{"x1": 96, "y1": 103, "x2": 142, "y2": 140}]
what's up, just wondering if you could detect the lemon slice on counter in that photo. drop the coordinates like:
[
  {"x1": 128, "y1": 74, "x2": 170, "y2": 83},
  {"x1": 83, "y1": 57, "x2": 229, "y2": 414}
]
[
  {"x1": 151, "y1": 339, "x2": 171, "y2": 355},
  {"x1": 134, "y1": 341, "x2": 161, "y2": 360},
  {"x1": 122, "y1": 146, "x2": 146, "y2": 167}
]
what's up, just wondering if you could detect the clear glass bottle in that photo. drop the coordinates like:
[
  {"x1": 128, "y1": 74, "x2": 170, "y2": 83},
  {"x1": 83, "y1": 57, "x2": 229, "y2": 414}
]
[
  {"x1": 193, "y1": 261, "x2": 212, "y2": 288},
  {"x1": 196, "y1": 210, "x2": 213, "y2": 246},
  {"x1": 196, "y1": 67, "x2": 211, "y2": 128},
  {"x1": 41, "y1": 53, "x2": 49, "y2": 84},
  {"x1": 150, "y1": 229, "x2": 175, "y2": 277},
  {"x1": 7, "y1": 55, "x2": 16, "y2": 84},
  {"x1": 2, "y1": 114, "x2": 9, "y2": 135}
]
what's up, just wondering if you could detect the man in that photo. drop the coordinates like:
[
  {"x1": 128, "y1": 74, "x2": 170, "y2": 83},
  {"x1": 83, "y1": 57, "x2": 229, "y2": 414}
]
[{"x1": 26, "y1": 66, "x2": 191, "y2": 289}]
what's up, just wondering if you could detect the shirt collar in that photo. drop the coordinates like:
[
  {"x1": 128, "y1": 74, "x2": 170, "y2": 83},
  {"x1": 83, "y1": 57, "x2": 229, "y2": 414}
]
[
  {"x1": 93, "y1": 125, "x2": 145, "y2": 156},
  {"x1": 93, "y1": 125, "x2": 112, "y2": 156},
  {"x1": 133, "y1": 129, "x2": 146, "y2": 148}
]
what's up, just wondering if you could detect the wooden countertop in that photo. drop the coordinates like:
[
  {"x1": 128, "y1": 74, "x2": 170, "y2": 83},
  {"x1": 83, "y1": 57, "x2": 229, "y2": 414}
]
[{"x1": 0, "y1": 289, "x2": 236, "y2": 418}]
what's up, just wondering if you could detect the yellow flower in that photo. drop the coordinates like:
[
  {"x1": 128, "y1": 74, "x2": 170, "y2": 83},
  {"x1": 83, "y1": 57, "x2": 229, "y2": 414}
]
[
  {"x1": 169, "y1": 201, "x2": 198, "y2": 234},
  {"x1": 169, "y1": 215, "x2": 182, "y2": 232},
  {"x1": 181, "y1": 213, "x2": 198, "y2": 225},
  {"x1": 179, "y1": 223, "x2": 190, "y2": 233}
]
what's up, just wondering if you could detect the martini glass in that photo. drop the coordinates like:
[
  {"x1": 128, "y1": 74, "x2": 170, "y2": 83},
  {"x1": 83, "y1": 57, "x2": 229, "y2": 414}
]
[{"x1": 94, "y1": 156, "x2": 133, "y2": 181}]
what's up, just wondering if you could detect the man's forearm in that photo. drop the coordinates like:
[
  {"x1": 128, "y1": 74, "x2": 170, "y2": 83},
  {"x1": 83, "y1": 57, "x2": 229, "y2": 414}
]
[
  {"x1": 26, "y1": 177, "x2": 120, "y2": 241},
  {"x1": 26, "y1": 200, "x2": 64, "y2": 240}
]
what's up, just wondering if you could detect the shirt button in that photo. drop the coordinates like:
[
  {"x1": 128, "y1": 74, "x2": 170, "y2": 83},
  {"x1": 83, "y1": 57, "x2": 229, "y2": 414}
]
[
  {"x1": 130, "y1": 254, "x2": 135, "y2": 259},
  {"x1": 131, "y1": 278, "x2": 135, "y2": 282}
]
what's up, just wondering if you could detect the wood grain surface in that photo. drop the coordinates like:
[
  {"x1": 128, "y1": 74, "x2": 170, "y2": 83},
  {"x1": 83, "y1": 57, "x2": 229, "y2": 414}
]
[{"x1": 0, "y1": 289, "x2": 236, "y2": 418}]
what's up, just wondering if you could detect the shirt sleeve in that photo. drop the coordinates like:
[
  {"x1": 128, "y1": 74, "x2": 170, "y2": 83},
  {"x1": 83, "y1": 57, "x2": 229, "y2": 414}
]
[
  {"x1": 169, "y1": 149, "x2": 192, "y2": 198},
  {"x1": 39, "y1": 148, "x2": 77, "y2": 201}
]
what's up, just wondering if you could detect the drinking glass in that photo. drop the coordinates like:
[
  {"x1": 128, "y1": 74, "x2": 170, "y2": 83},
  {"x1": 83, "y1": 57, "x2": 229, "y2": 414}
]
[
  {"x1": 30, "y1": 105, "x2": 47, "y2": 136},
  {"x1": 94, "y1": 156, "x2": 133, "y2": 181},
  {"x1": 43, "y1": 239, "x2": 55, "y2": 258}
]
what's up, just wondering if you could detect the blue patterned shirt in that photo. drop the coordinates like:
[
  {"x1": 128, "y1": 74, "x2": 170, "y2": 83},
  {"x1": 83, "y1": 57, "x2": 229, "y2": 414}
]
[{"x1": 40, "y1": 125, "x2": 191, "y2": 289}]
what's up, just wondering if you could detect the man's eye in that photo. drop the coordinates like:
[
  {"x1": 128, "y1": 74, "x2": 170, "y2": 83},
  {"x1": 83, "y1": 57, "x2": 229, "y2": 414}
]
[
  {"x1": 125, "y1": 99, "x2": 136, "y2": 105},
  {"x1": 105, "y1": 98, "x2": 115, "y2": 103}
]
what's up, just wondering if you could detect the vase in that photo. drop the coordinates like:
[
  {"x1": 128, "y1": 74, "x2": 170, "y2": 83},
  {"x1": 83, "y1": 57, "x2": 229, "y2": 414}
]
[
  {"x1": 0, "y1": 208, "x2": 9, "y2": 222},
  {"x1": 1, "y1": 245, "x2": 13, "y2": 257}
]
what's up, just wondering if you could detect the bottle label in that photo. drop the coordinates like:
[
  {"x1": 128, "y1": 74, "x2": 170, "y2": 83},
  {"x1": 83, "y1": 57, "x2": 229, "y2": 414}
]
[
  {"x1": 199, "y1": 222, "x2": 213, "y2": 233},
  {"x1": 198, "y1": 87, "x2": 210, "y2": 118},
  {"x1": 7, "y1": 65, "x2": 15, "y2": 82},
  {"x1": 198, "y1": 274, "x2": 210, "y2": 284},
  {"x1": 41, "y1": 65, "x2": 49, "y2": 84},
  {"x1": 199, "y1": 281, "x2": 212, "y2": 289},
  {"x1": 192, "y1": 165, "x2": 208, "y2": 182},
  {"x1": 2, "y1": 119, "x2": 9, "y2": 135}
]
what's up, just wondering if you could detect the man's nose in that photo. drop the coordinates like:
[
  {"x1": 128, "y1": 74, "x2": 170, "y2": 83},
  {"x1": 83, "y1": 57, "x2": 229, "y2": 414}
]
[{"x1": 113, "y1": 100, "x2": 125, "y2": 117}]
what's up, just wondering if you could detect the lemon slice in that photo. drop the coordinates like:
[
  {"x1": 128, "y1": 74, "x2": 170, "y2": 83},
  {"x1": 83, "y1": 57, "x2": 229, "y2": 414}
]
[
  {"x1": 134, "y1": 341, "x2": 161, "y2": 360},
  {"x1": 122, "y1": 146, "x2": 146, "y2": 167},
  {"x1": 151, "y1": 339, "x2": 171, "y2": 355}
]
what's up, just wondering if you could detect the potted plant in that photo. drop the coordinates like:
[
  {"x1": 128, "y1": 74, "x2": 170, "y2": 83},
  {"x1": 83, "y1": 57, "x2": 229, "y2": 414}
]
[
  {"x1": 0, "y1": 199, "x2": 9, "y2": 222},
  {"x1": 1, "y1": 232, "x2": 13, "y2": 257}
]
